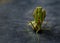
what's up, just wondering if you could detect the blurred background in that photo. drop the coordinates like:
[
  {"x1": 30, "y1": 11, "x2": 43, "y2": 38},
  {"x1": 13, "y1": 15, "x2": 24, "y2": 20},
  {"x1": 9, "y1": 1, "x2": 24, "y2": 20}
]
[{"x1": 0, "y1": 0, "x2": 60, "y2": 43}]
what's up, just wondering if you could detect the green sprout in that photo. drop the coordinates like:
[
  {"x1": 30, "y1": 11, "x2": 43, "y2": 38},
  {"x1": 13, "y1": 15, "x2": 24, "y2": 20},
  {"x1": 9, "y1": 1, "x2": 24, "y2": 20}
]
[{"x1": 28, "y1": 6, "x2": 46, "y2": 33}]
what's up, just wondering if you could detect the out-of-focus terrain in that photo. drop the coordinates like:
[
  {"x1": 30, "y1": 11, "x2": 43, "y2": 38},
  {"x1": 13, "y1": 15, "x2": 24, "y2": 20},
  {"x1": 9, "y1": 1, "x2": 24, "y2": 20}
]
[{"x1": 0, "y1": 0, "x2": 60, "y2": 43}]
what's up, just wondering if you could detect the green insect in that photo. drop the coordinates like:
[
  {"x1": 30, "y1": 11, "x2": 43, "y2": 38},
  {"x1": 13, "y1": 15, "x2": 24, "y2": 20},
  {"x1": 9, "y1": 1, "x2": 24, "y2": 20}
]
[{"x1": 28, "y1": 6, "x2": 46, "y2": 33}]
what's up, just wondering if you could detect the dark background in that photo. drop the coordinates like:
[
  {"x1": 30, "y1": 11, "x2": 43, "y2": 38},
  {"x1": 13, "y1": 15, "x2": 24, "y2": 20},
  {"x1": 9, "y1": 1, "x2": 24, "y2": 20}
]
[{"x1": 0, "y1": 0, "x2": 60, "y2": 43}]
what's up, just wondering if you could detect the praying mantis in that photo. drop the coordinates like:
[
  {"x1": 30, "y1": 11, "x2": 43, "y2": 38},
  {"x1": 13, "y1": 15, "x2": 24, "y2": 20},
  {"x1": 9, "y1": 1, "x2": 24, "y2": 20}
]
[{"x1": 28, "y1": 6, "x2": 47, "y2": 33}]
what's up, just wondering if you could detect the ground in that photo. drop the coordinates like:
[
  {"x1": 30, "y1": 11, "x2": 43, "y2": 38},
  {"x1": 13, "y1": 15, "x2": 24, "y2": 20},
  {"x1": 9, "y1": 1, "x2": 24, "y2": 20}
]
[{"x1": 0, "y1": 0, "x2": 60, "y2": 43}]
